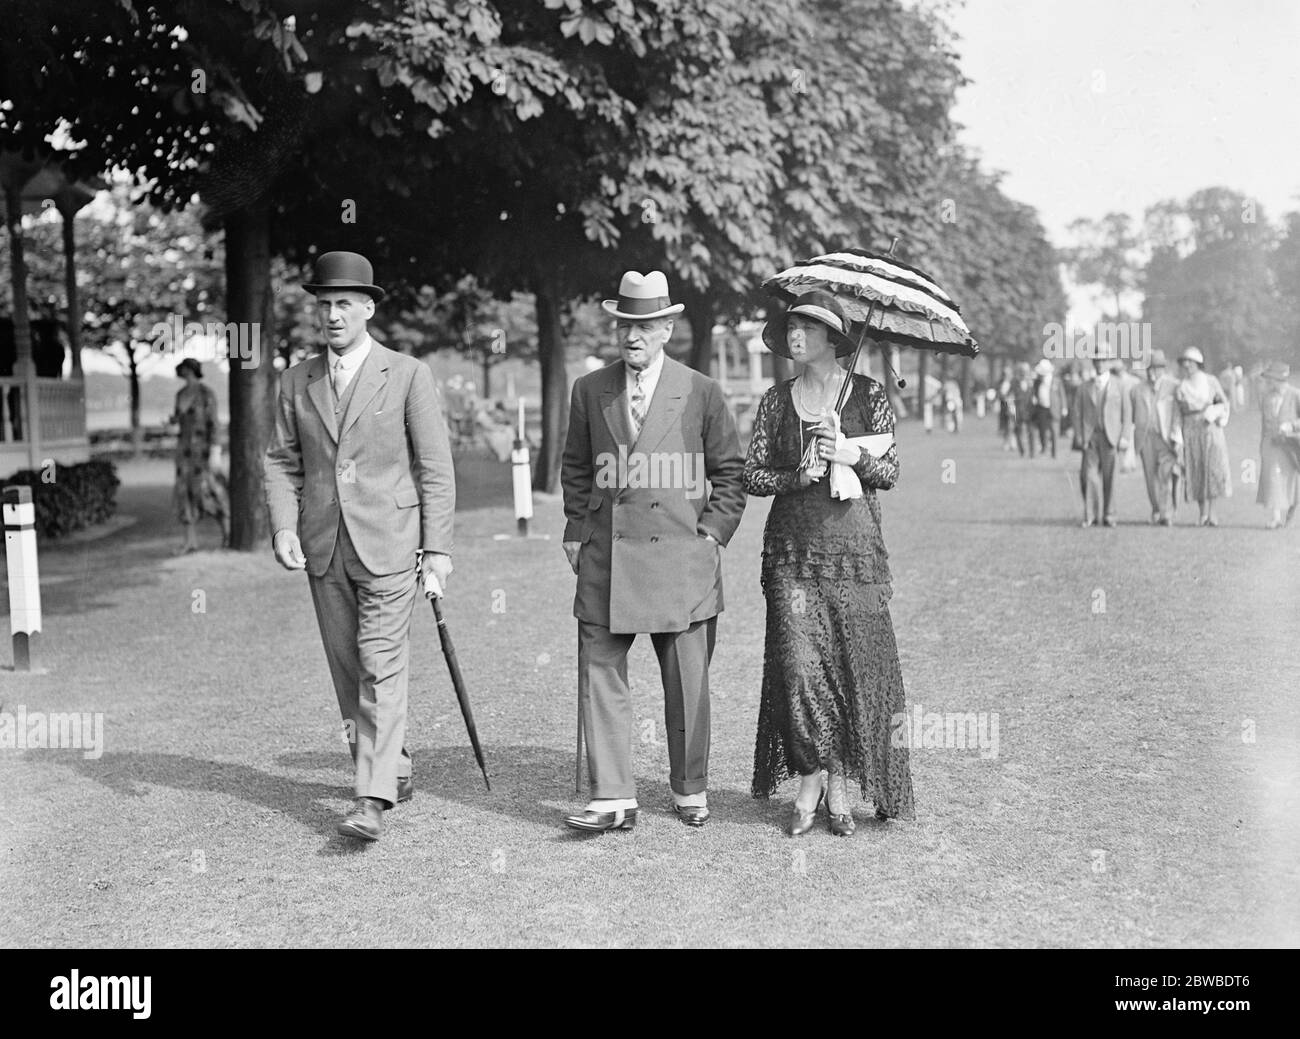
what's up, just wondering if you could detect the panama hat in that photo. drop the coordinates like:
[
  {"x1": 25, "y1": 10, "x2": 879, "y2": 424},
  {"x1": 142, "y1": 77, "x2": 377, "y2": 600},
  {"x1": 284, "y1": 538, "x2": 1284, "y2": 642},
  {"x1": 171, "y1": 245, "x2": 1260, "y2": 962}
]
[
  {"x1": 1263, "y1": 360, "x2": 1291, "y2": 381},
  {"x1": 1146, "y1": 349, "x2": 1168, "y2": 369},
  {"x1": 1033, "y1": 359, "x2": 1054, "y2": 377},
  {"x1": 762, "y1": 290, "x2": 856, "y2": 358},
  {"x1": 1179, "y1": 346, "x2": 1205, "y2": 366},
  {"x1": 601, "y1": 271, "x2": 684, "y2": 320},
  {"x1": 303, "y1": 251, "x2": 385, "y2": 301}
]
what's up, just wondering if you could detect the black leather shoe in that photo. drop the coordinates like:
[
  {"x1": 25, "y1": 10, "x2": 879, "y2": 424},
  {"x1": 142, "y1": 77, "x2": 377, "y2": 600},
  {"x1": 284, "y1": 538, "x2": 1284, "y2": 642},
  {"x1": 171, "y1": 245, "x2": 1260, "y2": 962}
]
[
  {"x1": 672, "y1": 804, "x2": 710, "y2": 828},
  {"x1": 564, "y1": 807, "x2": 637, "y2": 832},
  {"x1": 828, "y1": 810, "x2": 856, "y2": 837},
  {"x1": 396, "y1": 775, "x2": 414, "y2": 804},
  {"x1": 337, "y1": 797, "x2": 385, "y2": 841}
]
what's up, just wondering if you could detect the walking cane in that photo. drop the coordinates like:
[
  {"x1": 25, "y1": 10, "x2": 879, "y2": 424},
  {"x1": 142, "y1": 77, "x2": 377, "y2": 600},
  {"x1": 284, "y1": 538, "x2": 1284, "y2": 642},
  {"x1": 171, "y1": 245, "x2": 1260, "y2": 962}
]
[{"x1": 575, "y1": 627, "x2": 587, "y2": 793}]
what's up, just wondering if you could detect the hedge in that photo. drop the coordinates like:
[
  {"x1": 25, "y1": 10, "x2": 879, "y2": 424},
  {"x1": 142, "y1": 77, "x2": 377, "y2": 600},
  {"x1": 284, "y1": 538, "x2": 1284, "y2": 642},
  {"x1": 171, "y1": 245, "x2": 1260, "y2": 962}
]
[{"x1": 2, "y1": 459, "x2": 120, "y2": 540}]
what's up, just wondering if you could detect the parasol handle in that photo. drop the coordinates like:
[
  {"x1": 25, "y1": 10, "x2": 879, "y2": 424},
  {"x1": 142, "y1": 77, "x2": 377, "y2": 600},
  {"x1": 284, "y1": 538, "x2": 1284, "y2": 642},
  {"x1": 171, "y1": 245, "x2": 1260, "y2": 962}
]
[{"x1": 834, "y1": 235, "x2": 903, "y2": 412}]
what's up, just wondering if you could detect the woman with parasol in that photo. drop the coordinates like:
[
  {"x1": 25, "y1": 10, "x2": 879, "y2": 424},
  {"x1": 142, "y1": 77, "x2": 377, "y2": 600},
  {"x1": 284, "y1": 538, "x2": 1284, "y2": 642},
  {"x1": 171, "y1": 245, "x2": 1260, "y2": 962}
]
[{"x1": 744, "y1": 289, "x2": 915, "y2": 835}]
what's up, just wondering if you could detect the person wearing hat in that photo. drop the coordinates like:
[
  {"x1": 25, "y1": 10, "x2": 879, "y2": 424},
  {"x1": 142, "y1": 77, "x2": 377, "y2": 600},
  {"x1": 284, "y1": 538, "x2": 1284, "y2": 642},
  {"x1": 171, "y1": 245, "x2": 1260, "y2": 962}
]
[
  {"x1": 169, "y1": 358, "x2": 230, "y2": 553},
  {"x1": 1028, "y1": 358, "x2": 1066, "y2": 458},
  {"x1": 263, "y1": 251, "x2": 456, "y2": 841},
  {"x1": 1070, "y1": 342, "x2": 1133, "y2": 526},
  {"x1": 744, "y1": 290, "x2": 914, "y2": 836},
  {"x1": 1011, "y1": 361, "x2": 1035, "y2": 456},
  {"x1": 1174, "y1": 346, "x2": 1232, "y2": 526},
  {"x1": 560, "y1": 270, "x2": 745, "y2": 832},
  {"x1": 1256, "y1": 360, "x2": 1300, "y2": 528},
  {"x1": 1128, "y1": 350, "x2": 1182, "y2": 525}
]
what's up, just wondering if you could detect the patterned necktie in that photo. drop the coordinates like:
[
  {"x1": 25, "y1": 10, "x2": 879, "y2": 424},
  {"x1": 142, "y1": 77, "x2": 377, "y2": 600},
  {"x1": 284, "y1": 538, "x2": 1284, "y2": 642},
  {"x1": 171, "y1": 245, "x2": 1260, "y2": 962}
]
[
  {"x1": 629, "y1": 370, "x2": 647, "y2": 438},
  {"x1": 332, "y1": 357, "x2": 349, "y2": 398}
]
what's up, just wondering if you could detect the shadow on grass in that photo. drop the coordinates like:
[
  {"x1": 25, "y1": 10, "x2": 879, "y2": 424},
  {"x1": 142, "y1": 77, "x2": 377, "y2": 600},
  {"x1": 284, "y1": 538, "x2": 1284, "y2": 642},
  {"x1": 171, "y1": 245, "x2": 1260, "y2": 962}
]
[
  {"x1": 57, "y1": 750, "x2": 375, "y2": 856},
  {"x1": 277, "y1": 744, "x2": 788, "y2": 837}
]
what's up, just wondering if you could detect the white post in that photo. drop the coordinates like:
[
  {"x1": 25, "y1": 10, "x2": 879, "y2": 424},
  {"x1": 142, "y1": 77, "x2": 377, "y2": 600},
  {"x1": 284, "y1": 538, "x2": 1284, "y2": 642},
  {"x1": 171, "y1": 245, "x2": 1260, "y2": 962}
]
[
  {"x1": 511, "y1": 397, "x2": 533, "y2": 536},
  {"x1": 3, "y1": 485, "x2": 41, "y2": 671}
]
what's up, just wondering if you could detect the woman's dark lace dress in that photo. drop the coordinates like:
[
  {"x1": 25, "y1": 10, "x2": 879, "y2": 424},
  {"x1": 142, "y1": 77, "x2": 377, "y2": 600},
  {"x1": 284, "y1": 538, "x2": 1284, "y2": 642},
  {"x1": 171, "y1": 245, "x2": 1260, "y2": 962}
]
[
  {"x1": 744, "y1": 375, "x2": 915, "y2": 819},
  {"x1": 173, "y1": 385, "x2": 229, "y2": 525}
]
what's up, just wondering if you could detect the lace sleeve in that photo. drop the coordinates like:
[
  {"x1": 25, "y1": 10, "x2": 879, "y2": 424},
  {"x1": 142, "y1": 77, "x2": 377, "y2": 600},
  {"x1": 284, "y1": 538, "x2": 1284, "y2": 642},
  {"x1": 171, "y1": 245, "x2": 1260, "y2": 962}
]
[
  {"x1": 743, "y1": 387, "x2": 800, "y2": 497},
  {"x1": 852, "y1": 379, "x2": 899, "y2": 490}
]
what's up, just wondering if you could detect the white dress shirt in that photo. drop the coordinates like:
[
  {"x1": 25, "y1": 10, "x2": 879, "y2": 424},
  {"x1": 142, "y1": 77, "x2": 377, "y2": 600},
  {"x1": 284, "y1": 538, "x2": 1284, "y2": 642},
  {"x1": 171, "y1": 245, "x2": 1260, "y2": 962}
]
[{"x1": 329, "y1": 334, "x2": 372, "y2": 397}]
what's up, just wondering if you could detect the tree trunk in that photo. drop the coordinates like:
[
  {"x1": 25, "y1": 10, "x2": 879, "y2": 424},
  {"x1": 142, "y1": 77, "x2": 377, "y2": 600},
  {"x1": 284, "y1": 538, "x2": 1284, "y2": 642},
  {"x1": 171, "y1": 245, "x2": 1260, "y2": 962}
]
[
  {"x1": 960, "y1": 356, "x2": 972, "y2": 406},
  {"x1": 128, "y1": 347, "x2": 142, "y2": 456},
  {"x1": 482, "y1": 354, "x2": 492, "y2": 401},
  {"x1": 916, "y1": 350, "x2": 929, "y2": 413},
  {"x1": 532, "y1": 275, "x2": 568, "y2": 494},
  {"x1": 57, "y1": 197, "x2": 84, "y2": 377},
  {"x1": 685, "y1": 293, "x2": 716, "y2": 373},
  {"x1": 2, "y1": 183, "x2": 32, "y2": 376},
  {"x1": 224, "y1": 199, "x2": 276, "y2": 551}
]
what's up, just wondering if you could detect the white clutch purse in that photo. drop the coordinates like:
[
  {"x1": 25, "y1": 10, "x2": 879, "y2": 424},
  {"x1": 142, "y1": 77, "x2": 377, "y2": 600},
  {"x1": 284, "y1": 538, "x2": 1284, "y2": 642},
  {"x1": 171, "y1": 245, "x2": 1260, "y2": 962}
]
[{"x1": 830, "y1": 433, "x2": 894, "y2": 500}]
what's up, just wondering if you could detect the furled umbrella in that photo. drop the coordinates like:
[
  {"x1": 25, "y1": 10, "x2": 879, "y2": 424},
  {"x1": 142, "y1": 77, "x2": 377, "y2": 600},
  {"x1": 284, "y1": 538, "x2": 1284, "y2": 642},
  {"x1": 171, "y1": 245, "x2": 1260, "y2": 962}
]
[
  {"x1": 424, "y1": 572, "x2": 491, "y2": 790},
  {"x1": 763, "y1": 239, "x2": 979, "y2": 415}
]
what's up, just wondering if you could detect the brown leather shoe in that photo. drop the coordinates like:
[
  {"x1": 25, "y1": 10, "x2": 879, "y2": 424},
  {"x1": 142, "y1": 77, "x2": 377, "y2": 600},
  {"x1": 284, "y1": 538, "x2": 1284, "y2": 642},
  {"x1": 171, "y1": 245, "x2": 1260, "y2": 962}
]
[{"x1": 337, "y1": 797, "x2": 385, "y2": 841}]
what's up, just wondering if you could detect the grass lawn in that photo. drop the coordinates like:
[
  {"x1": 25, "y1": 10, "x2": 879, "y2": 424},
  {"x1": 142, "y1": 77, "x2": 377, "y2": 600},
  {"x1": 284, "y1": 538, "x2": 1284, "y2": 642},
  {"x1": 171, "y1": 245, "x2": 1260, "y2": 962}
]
[{"x1": 1, "y1": 412, "x2": 1296, "y2": 948}]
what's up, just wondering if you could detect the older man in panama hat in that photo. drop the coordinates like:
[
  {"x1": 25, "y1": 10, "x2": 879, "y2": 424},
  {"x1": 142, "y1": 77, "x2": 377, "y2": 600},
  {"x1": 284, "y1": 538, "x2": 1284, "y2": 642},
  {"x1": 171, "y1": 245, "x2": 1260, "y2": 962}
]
[
  {"x1": 559, "y1": 270, "x2": 746, "y2": 832},
  {"x1": 1129, "y1": 349, "x2": 1182, "y2": 525},
  {"x1": 263, "y1": 250, "x2": 455, "y2": 841},
  {"x1": 1071, "y1": 340, "x2": 1133, "y2": 526}
]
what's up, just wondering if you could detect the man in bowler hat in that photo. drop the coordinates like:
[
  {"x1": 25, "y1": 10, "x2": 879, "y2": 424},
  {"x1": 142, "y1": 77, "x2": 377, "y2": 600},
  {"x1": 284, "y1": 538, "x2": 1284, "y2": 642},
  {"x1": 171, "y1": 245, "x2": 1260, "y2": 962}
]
[
  {"x1": 560, "y1": 270, "x2": 746, "y2": 832},
  {"x1": 264, "y1": 251, "x2": 455, "y2": 841}
]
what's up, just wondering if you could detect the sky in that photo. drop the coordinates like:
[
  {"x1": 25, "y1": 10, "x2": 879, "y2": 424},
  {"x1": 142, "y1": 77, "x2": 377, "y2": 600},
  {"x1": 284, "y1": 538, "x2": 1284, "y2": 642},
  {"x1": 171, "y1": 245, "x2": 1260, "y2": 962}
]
[{"x1": 947, "y1": 0, "x2": 1300, "y2": 247}]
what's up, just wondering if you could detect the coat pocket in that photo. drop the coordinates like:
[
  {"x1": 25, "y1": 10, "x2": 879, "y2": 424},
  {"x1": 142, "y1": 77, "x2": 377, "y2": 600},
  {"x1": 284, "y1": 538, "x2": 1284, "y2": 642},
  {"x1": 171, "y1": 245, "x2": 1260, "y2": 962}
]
[{"x1": 395, "y1": 486, "x2": 419, "y2": 508}]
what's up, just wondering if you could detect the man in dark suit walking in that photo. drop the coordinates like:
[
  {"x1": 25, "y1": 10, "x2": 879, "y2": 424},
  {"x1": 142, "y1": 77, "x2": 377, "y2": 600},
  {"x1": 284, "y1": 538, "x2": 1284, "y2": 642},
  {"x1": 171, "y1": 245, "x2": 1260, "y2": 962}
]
[
  {"x1": 560, "y1": 270, "x2": 746, "y2": 832},
  {"x1": 1072, "y1": 343, "x2": 1133, "y2": 526},
  {"x1": 264, "y1": 251, "x2": 455, "y2": 841}
]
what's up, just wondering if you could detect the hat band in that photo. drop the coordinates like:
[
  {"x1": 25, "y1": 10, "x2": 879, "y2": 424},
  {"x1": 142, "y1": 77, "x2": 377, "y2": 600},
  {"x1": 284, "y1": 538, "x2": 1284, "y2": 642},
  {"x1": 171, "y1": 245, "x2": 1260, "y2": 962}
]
[
  {"x1": 615, "y1": 295, "x2": 673, "y2": 315},
  {"x1": 789, "y1": 304, "x2": 844, "y2": 334}
]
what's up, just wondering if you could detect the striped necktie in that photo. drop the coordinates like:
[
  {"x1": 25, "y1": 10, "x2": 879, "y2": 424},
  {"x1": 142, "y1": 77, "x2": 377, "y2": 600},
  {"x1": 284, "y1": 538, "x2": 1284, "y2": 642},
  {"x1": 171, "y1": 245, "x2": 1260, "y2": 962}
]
[{"x1": 629, "y1": 370, "x2": 647, "y2": 438}]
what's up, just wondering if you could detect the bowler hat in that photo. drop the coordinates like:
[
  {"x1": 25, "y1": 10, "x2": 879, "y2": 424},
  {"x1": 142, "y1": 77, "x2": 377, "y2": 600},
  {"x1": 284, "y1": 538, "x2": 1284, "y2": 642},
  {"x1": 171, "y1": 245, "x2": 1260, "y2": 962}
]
[
  {"x1": 303, "y1": 251, "x2": 385, "y2": 301},
  {"x1": 601, "y1": 270, "x2": 684, "y2": 321},
  {"x1": 762, "y1": 290, "x2": 856, "y2": 358},
  {"x1": 1263, "y1": 360, "x2": 1291, "y2": 381}
]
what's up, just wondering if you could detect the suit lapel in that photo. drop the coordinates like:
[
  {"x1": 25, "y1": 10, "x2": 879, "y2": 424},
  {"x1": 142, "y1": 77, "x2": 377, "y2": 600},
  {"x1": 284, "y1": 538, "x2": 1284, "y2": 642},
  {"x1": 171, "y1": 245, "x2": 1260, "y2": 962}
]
[
  {"x1": 599, "y1": 363, "x2": 635, "y2": 447},
  {"x1": 306, "y1": 355, "x2": 338, "y2": 444},
  {"x1": 632, "y1": 357, "x2": 687, "y2": 453},
  {"x1": 339, "y1": 343, "x2": 389, "y2": 439}
]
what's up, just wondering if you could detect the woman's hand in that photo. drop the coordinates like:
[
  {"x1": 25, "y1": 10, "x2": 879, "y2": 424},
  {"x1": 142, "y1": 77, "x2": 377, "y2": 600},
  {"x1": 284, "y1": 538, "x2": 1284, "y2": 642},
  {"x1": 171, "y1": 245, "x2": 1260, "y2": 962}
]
[
  {"x1": 814, "y1": 428, "x2": 862, "y2": 466},
  {"x1": 796, "y1": 465, "x2": 823, "y2": 488}
]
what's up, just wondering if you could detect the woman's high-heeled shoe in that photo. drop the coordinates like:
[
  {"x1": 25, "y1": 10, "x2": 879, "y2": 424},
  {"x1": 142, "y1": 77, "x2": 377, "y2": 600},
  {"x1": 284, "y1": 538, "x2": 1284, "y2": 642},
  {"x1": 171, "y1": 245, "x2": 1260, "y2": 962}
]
[
  {"x1": 789, "y1": 788, "x2": 825, "y2": 837},
  {"x1": 825, "y1": 774, "x2": 856, "y2": 837}
]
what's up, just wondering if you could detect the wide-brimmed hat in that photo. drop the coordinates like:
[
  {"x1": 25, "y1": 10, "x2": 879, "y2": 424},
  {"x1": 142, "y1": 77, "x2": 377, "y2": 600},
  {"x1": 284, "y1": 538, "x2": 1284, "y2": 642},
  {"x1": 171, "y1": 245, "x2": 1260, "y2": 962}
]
[
  {"x1": 1147, "y1": 349, "x2": 1168, "y2": 369},
  {"x1": 1179, "y1": 346, "x2": 1205, "y2": 366},
  {"x1": 303, "y1": 251, "x2": 385, "y2": 301},
  {"x1": 176, "y1": 358, "x2": 202, "y2": 379},
  {"x1": 1263, "y1": 360, "x2": 1291, "y2": 381},
  {"x1": 1033, "y1": 359, "x2": 1054, "y2": 377},
  {"x1": 601, "y1": 270, "x2": 684, "y2": 321},
  {"x1": 762, "y1": 290, "x2": 856, "y2": 358}
]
